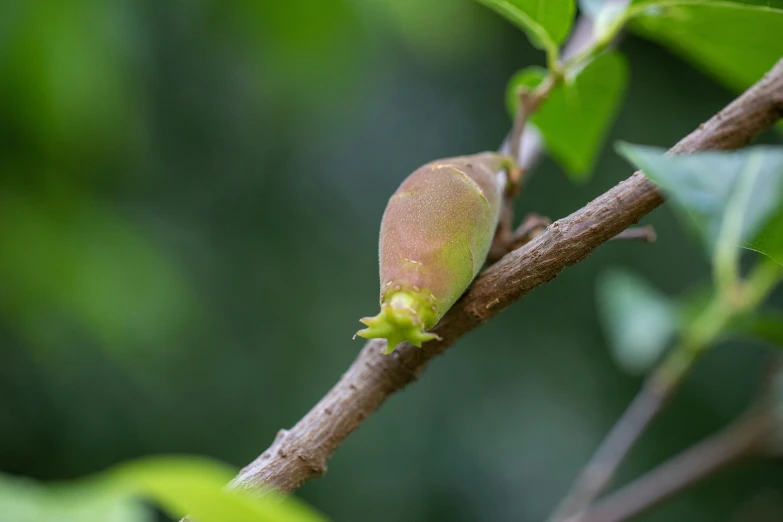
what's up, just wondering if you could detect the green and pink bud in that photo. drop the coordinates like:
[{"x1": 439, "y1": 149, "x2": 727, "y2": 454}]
[{"x1": 356, "y1": 152, "x2": 513, "y2": 353}]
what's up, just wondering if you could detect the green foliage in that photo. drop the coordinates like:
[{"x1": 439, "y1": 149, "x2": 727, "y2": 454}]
[
  {"x1": 476, "y1": 0, "x2": 576, "y2": 52},
  {"x1": 373, "y1": 0, "x2": 490, "y2": 62},
  {"x1": 0, "y1": 192, "x2": 196, "y2": 358},
  {"x1": 238, "y1": 0, "x2": 366, "y2": 106},
  {"x1": 628, "y1": 1, "x2": 783, "y2": 92},
  {"x1": 609, "y1": 144, "x2": 783, "y2": 378},
  {"x1": 597, "y1": 268, "x2": 678, "y2": 373},
  {"x1": 0, "y1": 472, "x2": 149, "y2": 522},
  {"x1": 0, "y1": 0, "x2": 141, "y2": 165},
  {"x1": 110, "y1": 457, "x2": 327, "y2": 522},
  {"x1": 0, "y1": 457, "x2": 328, "y2": 522},
  {"x1": 617, "y1": 144, "x2": 783, "y2": 266},
  {"x1": 508, "y1": 52, "x2": 629, "y2": 179}
]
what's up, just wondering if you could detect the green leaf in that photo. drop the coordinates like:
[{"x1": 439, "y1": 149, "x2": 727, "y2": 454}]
[
  {"x1": 617, "y1": 144, "x2": 783, "y2": 265},
  {"x1": 476, "y1": 0, "x2": 576, "y2": 51},
  {"x1": 0, "y1": 457, "x2": 329, "y2": 522},
  {"x1": 507, "y1": 51, "x2": 629, "y2": 179},
  {"x1": 729, "y1": 310, "x2": 783, "y2": 350},
  {"x1": 110, "y1": 457, "x2": 327, "y2": 522},
  {"x1": 597, "y1": 268, "x2": 678, "y2": 373},
  {"x1": 0, "y1": 472, "x2": 151, "y2": 522},
  {"x1": 628, "y1": 1, "x2": 783, "y2": 93}
]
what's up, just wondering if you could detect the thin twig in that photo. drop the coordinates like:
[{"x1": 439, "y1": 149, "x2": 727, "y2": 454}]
[
  {"x1": 491, "y1": 77, "x2": 557, "y2": 262},
  {"x1": 611, "y1": 226, "x2": 657, "y2": 242},
  {"x1": 490, "y1": 15, "x2": 593, "y2": 263},
  {"x1": 549, "y1": 263, "x2": 783, "y2": 521},
  {"x1": 567, "y1": 358, "x2": 783, "y2": 522},
  {"x1": 566, "y1": 412, "x2": 772, "y2": 522},
  {"x1": 548, "y1": 366, "x2": 677, "y2": 522},
  {"x1": 223, "y1": 58, "x2": 783, "y2": 496},
  {"x1": 509, "y1": 75, "x2": 557, "y2": 167}
]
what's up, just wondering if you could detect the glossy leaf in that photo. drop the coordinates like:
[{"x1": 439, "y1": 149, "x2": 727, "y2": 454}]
[
  {"x1": 476, "y1": 0, "x2": 576, "y2": 50},
  {"x1": 617, "y1": 144, "x2": 783, "y2": 265},
  {"x1": 628, "y1": 1, "x2": 783, "y2": 93},
  {"x1": 508, "y1": 51, "x2": 629, "y2": 179},
  {"x1": 597, "y1": 268, "x2": 678, "y2": 373}
]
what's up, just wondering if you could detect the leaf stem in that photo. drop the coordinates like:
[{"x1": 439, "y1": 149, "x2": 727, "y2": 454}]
[
  {"x1": 508, "y1": 74, "x2": 558, "y2": 166},
  {"x1": 714, "y1": 150, "x2": 765, "y2": 297}
]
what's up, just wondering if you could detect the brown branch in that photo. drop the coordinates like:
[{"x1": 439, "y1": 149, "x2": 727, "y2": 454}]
[
  {"x1": 548, "y1": 369, "x2": 676, "y2": 522},
  {"x1": 549, "y1": 261, "x2": 783, "y2": 521},
  {"x1": 566, "y1": 411, "x2": 772, "y2": 522},
  {"x1": 491, "y1": 74, "x2": 556, "y2": 262},
  {"x1": 491, "y1": 15, "x2": 597, "y2": 263},
  {"x1": 226, "y1": 57, "x2": 783, "y2": 496},
  {"x1": 567, "y1": 359, "x2": 783, "y2": 522}
]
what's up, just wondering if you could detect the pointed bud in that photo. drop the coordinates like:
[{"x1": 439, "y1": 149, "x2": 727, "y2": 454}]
[{"x1": 356, "y1": 152, "x2": 513, "y2": 353}]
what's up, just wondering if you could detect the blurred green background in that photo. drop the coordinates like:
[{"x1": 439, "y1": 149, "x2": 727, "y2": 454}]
[{"x1": 1, "y1": 1, "x2": 781, "y2": 521}]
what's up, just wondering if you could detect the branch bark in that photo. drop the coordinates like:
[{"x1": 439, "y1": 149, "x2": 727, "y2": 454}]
[{"x1": 229, "y1": 59, "x2": 783, "y2": 496}]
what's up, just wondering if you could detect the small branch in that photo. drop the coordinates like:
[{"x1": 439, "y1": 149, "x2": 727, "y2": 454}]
[
  {"x1": 566, "y1": 412, "x2": 772, "y2": 522},
  {"x1": 547, "y1": 363, "x2": 679, "y2": 522},
  {"x1": 226, "y1": 58, "x2": 783, "y2": 496},
  {"x1": 491, "y1": 15, "x2": 596, "y2": 263},
  {"x1": 491, "y1": 76, "x2": 557, "y2": 262},
  {"x1": 611, "y1": 226, "x2": 656, "y2": 243},
  {"x1": 509, "y1": 75, "x2": 557, "y2": 167},
  {"x1": 550, "y1": 261, "x2": 783, "y2": 521}
]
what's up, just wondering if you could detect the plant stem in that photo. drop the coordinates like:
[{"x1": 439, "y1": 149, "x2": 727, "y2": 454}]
[
  {"x1": 547, "y1": 341, "x2": 693, "y2": 522},
  {"x1": 742, "y1": 258, "x2": 783, "y2": 308},
  {"x1": 549, "y1": 258, "x2": 783, "y2": 521},
  {"x1": 565, "y1": 411, "x2": 771, "y2": 522},
  {"x1": 713, "y1": 151, "x2": 765, "y2": 296},
  {"x1": 508, "y1": 75, "x2": 557, "y2": 167}
]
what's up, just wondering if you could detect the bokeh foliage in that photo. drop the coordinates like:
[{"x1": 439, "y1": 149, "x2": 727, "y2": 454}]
[{"x1": 1, "y1": 1, "x2": 782, "y2": 521}]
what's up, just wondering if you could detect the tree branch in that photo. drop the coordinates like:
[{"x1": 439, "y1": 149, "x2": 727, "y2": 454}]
[
  {"x1": 565, "y1": 411, "x2": 772, "y2": 522},
  {"x1": 548, "y1": 369, "x2": 675, "y2": 522},
  {"x1": 228, "y1": 59, "x2": 783, "y2": 496}
]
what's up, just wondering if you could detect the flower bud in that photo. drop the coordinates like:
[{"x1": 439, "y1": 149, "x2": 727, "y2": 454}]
[{"x1": 356, "y1": 152, "x2": 512, "y2": 353}]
